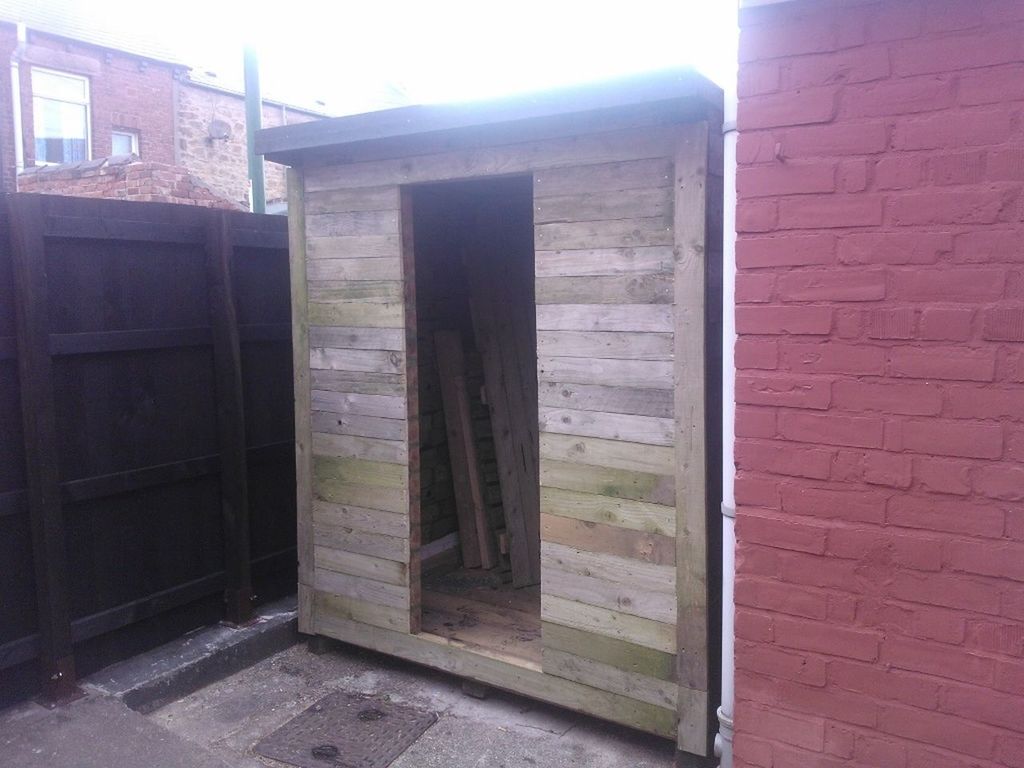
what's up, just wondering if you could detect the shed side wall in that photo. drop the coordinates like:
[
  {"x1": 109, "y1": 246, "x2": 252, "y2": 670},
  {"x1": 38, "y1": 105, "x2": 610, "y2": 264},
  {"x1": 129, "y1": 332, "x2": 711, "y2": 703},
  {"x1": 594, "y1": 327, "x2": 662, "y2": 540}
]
[{"x1": 735, "y1": 2, "x2": 1024, "y2": 767}]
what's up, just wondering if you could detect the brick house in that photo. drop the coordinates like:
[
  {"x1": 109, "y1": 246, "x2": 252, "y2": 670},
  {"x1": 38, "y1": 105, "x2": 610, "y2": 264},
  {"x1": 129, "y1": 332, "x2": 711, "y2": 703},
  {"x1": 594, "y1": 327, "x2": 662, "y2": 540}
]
[
  {"x1": 729, "y1": 1, "x2": 1024, "y2": 767},
  {"x1": 0, "y1": 3, "x2": 330, "y2": 207}
]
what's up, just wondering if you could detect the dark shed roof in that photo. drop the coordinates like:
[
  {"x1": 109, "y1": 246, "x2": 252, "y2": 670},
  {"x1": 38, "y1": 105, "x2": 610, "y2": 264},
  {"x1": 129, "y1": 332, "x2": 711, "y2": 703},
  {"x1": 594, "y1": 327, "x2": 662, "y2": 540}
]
[{"x1": 257, "y1": 68, "x2": 723, "y2": 167}]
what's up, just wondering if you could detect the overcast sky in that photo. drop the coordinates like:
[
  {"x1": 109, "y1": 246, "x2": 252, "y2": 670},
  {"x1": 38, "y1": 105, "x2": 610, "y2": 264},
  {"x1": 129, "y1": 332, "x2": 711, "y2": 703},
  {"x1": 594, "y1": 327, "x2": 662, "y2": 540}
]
[{"x1": 54, "y1": 0, "x2": 738, "y2": 114}]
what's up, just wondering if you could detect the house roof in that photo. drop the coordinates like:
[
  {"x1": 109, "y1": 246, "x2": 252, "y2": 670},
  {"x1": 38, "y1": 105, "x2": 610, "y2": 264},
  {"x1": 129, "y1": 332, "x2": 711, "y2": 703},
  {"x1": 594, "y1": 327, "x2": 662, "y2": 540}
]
[
  {"x1": 256, "y1": 67, "x2": 724, "y2": 167},
  {"x1": 0, "y1": 0, "x2": 186, "y2": 65}
]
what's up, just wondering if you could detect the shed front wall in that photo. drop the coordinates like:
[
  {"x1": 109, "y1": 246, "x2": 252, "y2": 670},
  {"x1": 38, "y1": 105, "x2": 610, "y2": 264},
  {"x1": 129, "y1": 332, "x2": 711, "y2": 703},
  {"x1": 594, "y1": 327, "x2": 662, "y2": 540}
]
[{"x1": 290, "y1": 120, "x2": 714, "y2": 750}]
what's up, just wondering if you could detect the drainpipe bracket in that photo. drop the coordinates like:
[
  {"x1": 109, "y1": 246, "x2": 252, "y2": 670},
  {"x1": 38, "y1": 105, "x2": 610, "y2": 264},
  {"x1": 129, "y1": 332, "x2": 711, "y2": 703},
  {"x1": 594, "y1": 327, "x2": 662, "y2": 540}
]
[{"x1": 721, "y1": 502, "x2": 736, "y2": 520}]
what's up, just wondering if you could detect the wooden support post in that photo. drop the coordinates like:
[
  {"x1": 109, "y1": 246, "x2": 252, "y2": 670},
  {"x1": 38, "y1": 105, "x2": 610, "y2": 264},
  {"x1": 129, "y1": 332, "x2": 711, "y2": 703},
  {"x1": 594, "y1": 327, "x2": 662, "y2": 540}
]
[
  {"x1": 8, "y1": 194, "x2": 81, "y2": 702},
  {"x1": 206, "y1": 210, "x2": 253, "y2": 625}
]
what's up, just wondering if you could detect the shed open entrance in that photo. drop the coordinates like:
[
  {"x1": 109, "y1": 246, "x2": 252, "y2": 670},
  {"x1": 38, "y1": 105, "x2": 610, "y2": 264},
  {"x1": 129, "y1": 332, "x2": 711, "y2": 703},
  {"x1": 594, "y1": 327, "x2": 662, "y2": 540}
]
[{"x1": 411, "y1": 176, "x2": 541, "y2": 666}]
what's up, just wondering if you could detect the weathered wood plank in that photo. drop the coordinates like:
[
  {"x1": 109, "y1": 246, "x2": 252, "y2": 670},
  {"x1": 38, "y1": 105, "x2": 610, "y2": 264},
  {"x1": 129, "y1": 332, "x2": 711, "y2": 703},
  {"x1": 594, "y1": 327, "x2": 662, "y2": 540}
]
[
  {"x1": 313, "y1": 431, "x2": 408, "y2": 465},
  {"x1": 533, "y1": 157, "x2": 674, "y2": 198},
  {"x1": 309, "y1": 326, "x2": 404, "y2": 352},
  {"x1": 541, "y1": 514, "x2": 675, "y2": 567},
  {"x1": 539, "y1": 432, "x2": 675, "y2": 475},
  {"x1": 542, "y1": 621, "x2": 676, "y2": 682},
  {"x1": 303, "y1": 124, "x2": 680, "y2": 192},
  {"x1": 535, "y1": 247, "x2": 674, "y2": 277},
  {"x1": 538, "y1": 357, "x2": 673, "y2": 389},
  {"x1": 307, "y1": 234, "x2": 401, "y2": 260},
  {"x1": 313, "y1": 499, "x2": 408, "y2": 539},
  {"x1": 308, "y1": 300, "x2": 403, "y2": 328},
  {"x1": 307, "y1": 210, "x2": 400, "y2": 237},
  {"x1": 540, "y1": 487, "x2": 675, "y2": 536},
  {"x1": 315, "y1": 546, "x2": 409, "y2": 586},
  {"x1": 541, "y1": 564, "x2": 676, "y2": 624},
  {"x1": 540, "y1": 459, "x2": 675, "y2": 506},
  {"x1": 543, "y1": 648, "x2": 678, "y2": 709},
  {"x1": 542, "y1": 542, "x2": 676, "y2": 596},
  {"x1": 533, "y1": 187, "x2": 673, "y2": 225},
  {"x1": 305, "y1": 186, "x2": 400, "y2": 215},
  {"x1": 314, "y1": 522, "x2": 408, "y2": 561},
  {"x1": 535, "y1": 275, "x2": 672, "y2": 305},
  {"x1": 536, "y1": 331, "x2": 672, "y2": 361},
  {"x1": 535, "y1": 304, "x2": 672, "y2": 333},
  {"x1": 308, "y1": 281, "x2": 403, "y2": 303},
  {"x1": 538, "y1": 381, "x2": 673, "y2": 418},
  {"x1": 314, "y1": 568, "x2": 410, "y2": 610},
  {"x1": 314, "y1": 455, "x2": 408, "y2": 490},
  {"x1": 535, "y1": 217, "x2": 672, "y2": 250},
  {"x1": 312, "y1": 410, "x2": 406, "y2": 441},
  {"x1": 311, "y1": 369, "x2": 405, "y2": 396},
  {"x1": 315, "y1": 589, "x2": 409, "y2": 633},
  {"x1": 311, "y1": 390, "x2": 407, "y2": 420},
  {"x1": 539, "y1": 407, "x2": 674, "y2": 447},
  {"x1": 542, "y1": 594, "x2": 675, "y2": 653},
  {"x1": 310, "y1": 347, "x2": 404, "y2": 374},
  {"x1": 307, "y1": 258, "x2": 401, "y2": 281}
]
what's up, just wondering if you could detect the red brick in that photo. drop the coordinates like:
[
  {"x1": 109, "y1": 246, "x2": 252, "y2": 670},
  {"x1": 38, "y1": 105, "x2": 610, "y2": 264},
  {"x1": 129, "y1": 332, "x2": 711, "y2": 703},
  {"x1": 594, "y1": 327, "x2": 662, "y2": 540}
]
[
  {"x1": 947, "y1": 386, "x2": 1024, "y2": 420},
  {"x1": 894, "y1": 269, "x2": 1005, "y2": 301},
  {"x1": 736, "y1": 609, "x2": 774, "y2": 642},
  {"x1": 857, "y1": 598, "x2": 967, "y2": 646},
  {"x1": 774, "y1": 616, "x2": 880, "y2": 662},
  {"x1": 738, "y1": 512, "x2": 828, "y2": 555},
  {"x1": 736, "y1": 306, "x2": 833, "y2": 335},
  {"x1": 827, "y1": 527, "x2": 941, "y2": 571},
  {"x1": 894, "y1": 29, "x2": 1023, "y2": 76},
  {"x1": 889, "y1": 346, "x2": 997, "y2": 382},
  {"x1": 776, "y1": 269, "x2": 886, "y2": 302},
  {"x1": 780, "y1": 341, "x2": 886, "y2": 375},
  {"x1": 737, "y1": 199, "x2": 779, "y2": 232},
  {"x1": 879, "y1": 704, "x2": 996, "y2": 759},
  {"x1": 733, "y1": 733, "x2": 774, "y2": 767},
  {"x1": 930, "y1": 150, "x2": 987, "y2": 185},
  {"x1": 735, "y1": 439, "x2": 834, "y2": 480},
  {"x1": 888, "y1": 494, "x2": 1006, "y2": 538},
  {"x1": 973, "y1": 464, "x2": 1024, "y2": 501},
  {"x1": 824, "y1": 722, "x2": 855, "y2": 759},
  {"x1": 924, "y1": 0, "x2": 983, "y2": 31},
  {"x1": 737, "y1": 162, "x2": 836, "y2": 197},
  {"x1": 959, "y1": 63, "x2": 1024, "y2": 105},
  {"x1": 844, "y1": 76, "x2": 955, "y2": 117},
  {"x1": 736, "y1": 702, "x2": 825, "y2": 752},
  {"x1": 736, "y1": 339, "x2": 779, "y2": 370},
  {"x1": 736, "y1": 233, "x2": 836, "y2": 268},
  {"x1": 866, "y1": 2, "x2": 922, "y2": 41},
  {"x1": 940, "y1": 684, "x2": 1024, "y2": 734},
  {"x1": 839, "y1": 232, "x2": 950, "y2": 265},
  {"x1": 780, "y1": 122, "x2": 890, "y2": 158},
  {"x1": 884, "y1": 636, "x2": 995, "y2": 685},
  {"x1": 735, "y1": 576, "x2": 828, "y2": 620},
  {"x1": 779, "y1": 195, "x2": 884, "y2": 229},
  {"x1": 740, "y1": 88, "x2": 838, "y2": 131},
  {"x1": 996, "y1": 660, "x2": 1024, "y2": 696},
  {"x1": 902, "y1": 419, "x2": 1003, "y2": 459},
  {"x1": 781, "y1": 483, "x2": 887, "y2": 524},
  {"x1": 736, "y1": 471, "x2": 781, "y2": 504},
  {"x1": 966, "y1": 618, "x2": 1024, "y2": 656},
  {"x1": 890, "y1": 189, "x2": 1016, "y2": 226},
  {"x1": 890, "y1": 570, "x2": 1002, "y2": 614},
  {"x1": 838, "y1": 159, "x2": 869, "y2": 193},
  {"x1": 776, "y1": 679, "x2": 879, "y2": 728},
  {"x1": 736, "y1": 272, "x2": 776, "y2": 303},
  {"x1": 919, "y1": 308, "x2": 974, "y2": 341},
  {"x1": 949, "y1": 540, "x2": 1024, "y2": 581},
  {"x1": 736, "y1": 640, "x2": 827, "y2": 686},
  {"x1": 954, "y1": 229, "x2": 1024, "y2": 263},
  {"x1": 998, "y1": 735, "x2": 1024, "y2": 768},
  {"x1": 913, "y1": 457, "x2": 973, "y2": 496},
  {"x1": 832, "y1": 380, "x2": 941, "y2": 416},
  {"x1": 855, "y1": 734, "x2": 907, "y2": 768},
  {"x1": 983, "y1": 307, "x2": 1024, "y2": 341},
  {"x1": 867, "y1": 308, "x2": 917, "y2": 339},
  {"x1": 786, "y1": 47, "x2": 890, "y2": 90},
  {"x1": 987, "y1": 147, "x2": 1024, "y2": 182},
  {"x1": 892, "y1": 109, "x2": 1014, "y2": 150},
  {"x1": 738, "y1": 61, "x2": 781, "y2": 98},
  {"x1": 829, "y1": 659, "x2": 941, "y2": 711},
  {"x1": 740, "y1": 15, "x2": 842, "y2": 62},
  {"x1": 736, "y1": 374, "x2": 832, "y2": 410},
  {"x1": 847, "y1": 450, "x2": 913, "y2": 489},
  {"x1": 779, "y1": 411, "x2": 885, "y2": 449},
  {"x1": 737, "y1": 131, "x2": 779, "y2": 165}
]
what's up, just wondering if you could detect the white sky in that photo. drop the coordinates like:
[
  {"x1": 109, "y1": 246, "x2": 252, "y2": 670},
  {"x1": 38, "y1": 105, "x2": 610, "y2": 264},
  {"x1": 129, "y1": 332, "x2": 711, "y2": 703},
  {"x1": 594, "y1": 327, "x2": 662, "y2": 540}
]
[{"x1": 65, "y1": 0, "x2": 738, "y2": 113}]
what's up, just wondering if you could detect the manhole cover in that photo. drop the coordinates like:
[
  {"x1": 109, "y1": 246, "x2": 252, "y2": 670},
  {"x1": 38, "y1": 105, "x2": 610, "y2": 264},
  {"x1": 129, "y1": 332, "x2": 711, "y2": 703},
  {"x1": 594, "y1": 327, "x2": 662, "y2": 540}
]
[{"x1": 254, "y1": 691, "x2": 437, "y2": 768}]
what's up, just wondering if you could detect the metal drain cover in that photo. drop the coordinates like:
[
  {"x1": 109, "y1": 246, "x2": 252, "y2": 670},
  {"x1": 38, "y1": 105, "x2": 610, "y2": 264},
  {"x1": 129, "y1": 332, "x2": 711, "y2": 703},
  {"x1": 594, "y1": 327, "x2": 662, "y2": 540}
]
[{"x1": 254, "y1": 691, "x2": 437, "y2": 768}]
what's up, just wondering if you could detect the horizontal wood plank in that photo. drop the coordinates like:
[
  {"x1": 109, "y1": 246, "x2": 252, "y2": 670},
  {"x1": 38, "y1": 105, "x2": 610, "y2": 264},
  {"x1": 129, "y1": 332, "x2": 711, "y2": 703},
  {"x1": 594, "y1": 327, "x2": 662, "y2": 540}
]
[
  {"x1": 307, "y1": 234, "x2": 401, "y2": 260},
  {"x1": 311, "y1": 390, "x2": 407, "y2": 419},
  {"x1": 313, "y1": 499, "x2": 408, "y2": 538},
  {"x1": 535, "y1": 247, "x2": 674, "y2": 277},
  {"x1": 310, "y1": 347, "x2": 404, "y2": 374},
  {"x1": 539, "y1": 432, "x2": 675, "y2": 475},
  {"x1": 538, "y1": 357, "x2": 673, "y2": 389},
  {"x1": 314, "y1": 522, "x2": 408, "y2": 561},
  {"x1": 307, "y1": 258, "x2": 401, "y2": 281},
  {"x1": 540, "y1": 487, "x2": 675, "y2": 536},
  {"x1": 536, "y1": 304, "x2": 672, "y2": 333},
  {"x1": 535, "y1": 275, "x2": 672, "y2": 305},
  {"x1": 308, "y1": 281, "x2": 404, "y2": 303},
  {"x1": 312, "y1": 410, "x2": 406, "y2": 441},
  {"x1": 542, "y1": 564, "x2": 676, "y2": 624},
  {"x1": 540, "y1": 459, "x2": 674, "y2": 506},
  {"x1": 542, "y1": 648, "x2": 677, "y2": 709},
  {"x1": 307, "y1": 210, "x2": 400, "y2": 237},
  {"x1": 535, "y1": 217, "x2": 672, "y2": 250},
  {"x1": 542, "y1": 594, "x2": 676, "y2": 653},
  {"x1": 315, "y1": 546, "x2": 409, "y2": 586},
  {"x1": 305, "y1": 186, "x2": 400, "y2": 215},
  {"x1": 541, "y1": 513, "x2": 676, "y2": 567},
  {"x1": 539, "y1": 406, "x2": 674, "y2": 447},
  {"x1": 533, "y1": 158, "x2": 673, "y2": 198},
  {"x1": 314, "y1": 568, "x2": 410, "y2": 610},
  {"x1": 542, "y1": 621, "x2": 676, "y2": 682},
  {"x1": 533, "y1": 187, "x2": 672, "y2": 225},
  {"x1": 536, "y1": 331, "x2": 672, "y2": 361},
  {"x1": 315, "y1": 589, "x2": 409, "y2": 633},
  {"x1": 538, "y1": 381, "x2": 673, "y2": 418},
  {"x1": 313, "y1": 431, "x2": 408, "y2": 465},
  {"x1": 308, "y1": 300, "x2": 403, "y2": 328},
  {"x1": 309, "y1": 326, "x2": 404, "y2": 352}
]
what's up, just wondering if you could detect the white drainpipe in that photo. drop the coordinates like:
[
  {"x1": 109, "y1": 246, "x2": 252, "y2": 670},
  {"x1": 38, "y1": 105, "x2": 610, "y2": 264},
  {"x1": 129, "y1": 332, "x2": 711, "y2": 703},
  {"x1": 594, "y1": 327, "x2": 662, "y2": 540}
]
[
  {"x1": 10, "y1": 22, "x2": 27, "y2": 181},
  {"x1": 715, "y1": 8, "x2": 739, "y2": 767}
]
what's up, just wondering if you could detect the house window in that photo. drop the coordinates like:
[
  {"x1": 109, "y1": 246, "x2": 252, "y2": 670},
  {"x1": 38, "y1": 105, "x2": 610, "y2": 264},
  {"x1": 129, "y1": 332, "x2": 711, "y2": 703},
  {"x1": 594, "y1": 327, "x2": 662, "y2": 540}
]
[
  {"x1": 112, "y1": 130, "x2": 139, "y2": 157},
  {"x1": 31, "y1": 68, "x2": 90, "y2": 165}
]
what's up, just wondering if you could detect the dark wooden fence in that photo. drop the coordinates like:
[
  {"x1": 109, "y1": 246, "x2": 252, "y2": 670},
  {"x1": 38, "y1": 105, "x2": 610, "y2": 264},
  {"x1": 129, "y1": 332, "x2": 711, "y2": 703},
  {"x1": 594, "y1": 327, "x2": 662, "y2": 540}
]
[{"x1": 0, "y1": 194, "x2": 296, "y2": 703}]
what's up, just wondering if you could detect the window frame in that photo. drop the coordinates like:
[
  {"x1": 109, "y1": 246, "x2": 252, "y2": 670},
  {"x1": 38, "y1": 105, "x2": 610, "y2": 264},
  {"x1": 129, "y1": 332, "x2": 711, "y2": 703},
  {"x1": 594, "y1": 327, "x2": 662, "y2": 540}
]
[
  {"x1": 31, "y1": 66, "x2": 92, "y2": 166},
  {"x1": 111, "y1": 129, "x2": 140, "y2": 157}
]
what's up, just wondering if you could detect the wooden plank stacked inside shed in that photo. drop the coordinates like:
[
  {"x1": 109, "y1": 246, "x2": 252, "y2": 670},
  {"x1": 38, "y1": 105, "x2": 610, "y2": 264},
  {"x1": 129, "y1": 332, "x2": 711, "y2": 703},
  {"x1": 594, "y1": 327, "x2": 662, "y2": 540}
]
[{"x1": 533, "y1": 155, "x2": 683, "y2": 734}]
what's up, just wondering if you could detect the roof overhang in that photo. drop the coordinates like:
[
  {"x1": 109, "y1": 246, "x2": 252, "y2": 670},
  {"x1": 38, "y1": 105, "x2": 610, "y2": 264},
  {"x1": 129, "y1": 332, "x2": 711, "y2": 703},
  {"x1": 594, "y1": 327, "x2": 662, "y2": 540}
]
[{"x1": 256, "y1": 68, "x2": 723, "y2": 167}]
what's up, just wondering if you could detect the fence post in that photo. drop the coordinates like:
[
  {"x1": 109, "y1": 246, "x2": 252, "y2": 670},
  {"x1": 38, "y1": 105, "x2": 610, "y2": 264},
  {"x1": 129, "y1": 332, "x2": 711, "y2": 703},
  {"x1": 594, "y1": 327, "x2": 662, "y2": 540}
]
[
  {"x1": 206, "y1": 210, "x2": 253, "y2": 625},
  {"x1": 8, "y1": 194, "x2": 80, "y2": 702}
]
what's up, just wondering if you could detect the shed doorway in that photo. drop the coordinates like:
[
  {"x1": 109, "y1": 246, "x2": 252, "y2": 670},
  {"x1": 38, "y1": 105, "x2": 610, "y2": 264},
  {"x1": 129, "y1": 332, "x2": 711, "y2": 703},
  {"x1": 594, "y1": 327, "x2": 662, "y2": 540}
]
[{"x1": 410, "y1": 176, "x2": 541, "y2": 666}]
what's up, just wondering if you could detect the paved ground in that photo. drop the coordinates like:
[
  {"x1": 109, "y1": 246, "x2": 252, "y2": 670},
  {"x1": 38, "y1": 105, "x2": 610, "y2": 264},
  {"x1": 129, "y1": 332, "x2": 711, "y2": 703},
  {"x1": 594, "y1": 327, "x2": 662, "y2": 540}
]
[{"x1": 1, "y1": 639, "x2": 677, "y2": 767}]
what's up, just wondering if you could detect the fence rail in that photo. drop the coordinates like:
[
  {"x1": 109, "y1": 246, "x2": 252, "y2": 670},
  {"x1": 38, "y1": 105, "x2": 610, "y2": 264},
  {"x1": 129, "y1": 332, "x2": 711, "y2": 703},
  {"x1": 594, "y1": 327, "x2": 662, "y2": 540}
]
[{"x1": 0, "y1": 194, "x2": 296, "y2": 702}]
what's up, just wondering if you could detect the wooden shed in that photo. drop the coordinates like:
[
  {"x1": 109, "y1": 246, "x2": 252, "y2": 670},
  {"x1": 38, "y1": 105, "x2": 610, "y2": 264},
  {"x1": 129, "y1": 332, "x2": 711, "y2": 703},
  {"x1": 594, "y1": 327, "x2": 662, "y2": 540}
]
[{"x1": 257, "y1": 68, "x2": 724, "y2": 759}]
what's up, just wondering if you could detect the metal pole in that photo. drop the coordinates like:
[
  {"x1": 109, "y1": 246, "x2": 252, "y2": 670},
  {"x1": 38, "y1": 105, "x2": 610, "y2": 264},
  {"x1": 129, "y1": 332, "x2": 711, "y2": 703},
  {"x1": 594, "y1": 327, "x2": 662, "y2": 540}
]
[{"x1": 243, "y1": 45, "x2": 265, "y2": 214}]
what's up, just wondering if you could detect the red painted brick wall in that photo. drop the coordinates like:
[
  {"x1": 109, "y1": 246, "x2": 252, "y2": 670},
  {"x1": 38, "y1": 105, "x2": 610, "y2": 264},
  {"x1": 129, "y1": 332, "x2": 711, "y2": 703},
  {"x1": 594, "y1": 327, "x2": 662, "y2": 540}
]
[{"x1": 734, "y1": 1, "x2": 1024, "y2": 766}]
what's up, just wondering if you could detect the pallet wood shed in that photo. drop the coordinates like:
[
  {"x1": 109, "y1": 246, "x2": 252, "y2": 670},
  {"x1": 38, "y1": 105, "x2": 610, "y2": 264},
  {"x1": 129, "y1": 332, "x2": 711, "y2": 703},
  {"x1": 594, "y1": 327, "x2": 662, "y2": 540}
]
[{"x1": 257, "y1": 68, "x2": 724, "y2": 758}]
